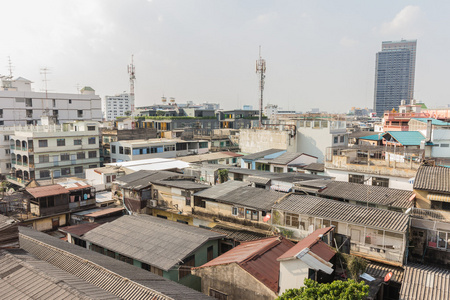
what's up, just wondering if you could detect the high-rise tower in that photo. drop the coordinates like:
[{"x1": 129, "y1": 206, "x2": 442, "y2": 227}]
[{"x1": 373, "y1": 39, "x2": 417, "y2": 116}]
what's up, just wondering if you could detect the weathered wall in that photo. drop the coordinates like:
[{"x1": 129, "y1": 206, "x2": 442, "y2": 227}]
[
  {"x1": 193, "y1": 263, "x2": 277, "y2": 300},
  {"x1": 414, "y1": 189, "x2": 431, "y2": 209},
  {"x1": 239, "y1": 129, "x2": 288, "y2": 153}
]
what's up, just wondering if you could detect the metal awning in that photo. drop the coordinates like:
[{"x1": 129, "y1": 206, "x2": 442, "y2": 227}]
[
  {"x1": 427, "y1": 193, "x2": 450, "y2": 203},
  {"x1": 270, "y1": 185, "x2": 292, "y2": 193}
]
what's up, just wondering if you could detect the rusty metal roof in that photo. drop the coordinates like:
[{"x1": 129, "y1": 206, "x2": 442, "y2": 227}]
[
  {"x1": 278, "y1": 227, "x2": 335, "y2": 261},
  {"x1": 26, "y1": 184, "x2": 70, "y2": 198},
  {"x1": 194, "y1": 236, "x2": 294, "y2": 293},
  {"x1": 59, "y1": 223, "x2": 102, "y2": 237}
]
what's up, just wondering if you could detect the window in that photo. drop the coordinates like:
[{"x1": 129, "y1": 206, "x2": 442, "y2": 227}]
[
  {"x1": 25, "y1": 98, "x2": 32, "y2": 107},
  {"x1": 176, "y1": 143, "x2": 187, "y2": 151},
  {"x1": 106, "y1": 176, "x2": 111, "y2": 183},
  {"x1": 39, "y1": 140, "x2": 48, "y2": 147},
  {"x1": 232, "y1": 207, "x2": 238, "y2": 216},
  {"x1": 74, "y1": 166, "x2": 83, "y2": 174},
  {"x1": 340, "y1": 136, "x2": 345, "y2": 143},
  {"x1": 77, "y1": 152, "x2": 85, "y2": 159},
  {"x1": 111, "y1": 145, "x2": 116, "y2": 154},
  {"x1": 6, "y1": 163, "x2": 11, "y2": 169},
  {"x1": 209, "y1": 289, "x2": 227, "y2": 300},
  {"x1": 74, "y1": 139, "x2": 82, "y2": 145},
  {"x1": 207, "y1": 246, "x2": 214, "y2": 262},
  {"x1": 88, "y1": 151, "x2": 97, "y2": 158},
  {"x1": 53, "y1": 110, "x2": 58, "y2": 116},
  {"x1": 0, "y1": 109, "x2": 3, "y2": 118},
  {"x1": 119, "y1": 146, "x2": 123, "y2": 154},
  {"x1": 61, "y1": 167, "x2": 71, "y2": 176},
  {"x1": 57, "y1": 139, "x2": 65, "y2": 146},
  {"x1": 349, "y1": 174, "x2": 364, "y2": 184},
  {"x1": 77, "y1": 110, "x2": 83, "y2": 117},
  {"x1": 372, "y1": 177, "x2": 389, "y2": 187},
  {"x1": 52, "y1": 99, "x2": 56, "y2": 107},
  {"x1": 39, "y1": 155, "x2": 49, "y2": 163},
  {"x1": 334, "y1": 136, "x2": 338, "y2": 144},
  {"x1": 179, "y1": 255, "x2": 195, "y2": 279},
  {"x1": 60, "y1": 153, "x2": 70, "y2": 161},
  {"x1": 441, "y1": 144, "x2": 450, "y2": 148},
  {"x1": 285, "y1": 213, "x2": 299, "y2": 228},
  {"x1": 4, "y1": 135, "x2": 9, "y2": 141},
  {"x1": 124, "y1": 147, "x2": 131, "y2": 155},
  {"x1": 88, "y1": 137, "x2": 96, "y2": 144},
  {"x1": 89, "y1": 164, "x2": 97, "y2": 168},
  {"x1": 69, "y1": 99, "x2": 72, "y2": 104},
  {"x1": 87, "y1": 125, "x2": 96, "y2": 131},
  {"x1": 5, "y1": 149, "x2": 10, "y2": 155},
  {"x1": 199, "y1": 142, "x2": 208, "y2": 148},
  {"x1": 40, "y1": 170, "x2": 50, "y2": 178}
]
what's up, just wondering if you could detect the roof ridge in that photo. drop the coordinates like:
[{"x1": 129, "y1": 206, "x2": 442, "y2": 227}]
[{"x1": 240, "y1": 237, "x2": 283, "y2": 263}]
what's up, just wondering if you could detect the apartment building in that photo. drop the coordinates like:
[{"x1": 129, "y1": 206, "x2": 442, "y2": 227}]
[
  {"x1": 9, "y1": 119, "x2": 100, "y2": 185},
  {"x1": 103, "y1": 93, "x2": 131, "y2": 121}
]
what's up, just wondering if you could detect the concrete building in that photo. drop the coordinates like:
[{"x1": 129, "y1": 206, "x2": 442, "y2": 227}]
[
  {"x1": 9, "y1": 119, "x2": 101, "y2": 185},
  {"x1": 103, "y1": 93, "x2": 131, "y2": 120},
  {"x1": 374, "y1": 39, "x2": 417, "y2": 116},
  {"x1": 0, "y1": 77, "x2": 102, "y2": 125},
  {"x1": 109, "y1": 138, "x2": 209, "y2": 162}
]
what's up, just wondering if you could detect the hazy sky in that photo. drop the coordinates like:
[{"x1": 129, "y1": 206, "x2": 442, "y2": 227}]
[{"x1": 2, "y1": 1, "x2": 450, "y2": 112}]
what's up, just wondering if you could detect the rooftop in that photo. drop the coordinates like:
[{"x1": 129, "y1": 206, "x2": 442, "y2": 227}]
[
  {"x1": 26, "y1": 184, "x2": 70, "y2": 198},
  {"x1": 273, "y1": 194, "x2": 410, "y2": 232},
  {"x1": 410, "y1": 118, "x2": 450, "y2": 126},
  {"x1": 400, "y1": 263, "x2": 450, "y2": 300},
  {"x1": 177, "y1": 151, "x2": 242, "y2": 163},
  {"x1": 242, "y1": 148, "x2": 285, "y2": 161},
  {"x1": 83, "y1": 214, "x2": 225, "y2": 271},
  {"x1": 193, "y1": 237, "x2": 294, "y2": 293},
  {"x1": 413, "y1": 166, "x2": 450, "y2": 193},
  {"x1": 107, "y1": 158, "x2": 190, "y2": 172},
  {"x1": 269, "y1": 152, "x2": 315, "y2": 165},
  {"x1": 383, "y1": 131, "x2": 425, "y2": 146},
  {"x1": 318, "y1": 181, "x2": 415, "y2": 209}
]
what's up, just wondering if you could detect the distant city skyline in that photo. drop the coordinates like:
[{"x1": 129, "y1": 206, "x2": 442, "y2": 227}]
[{"x1": 1, "y1": 1, "x2": 450, "y2": 113}]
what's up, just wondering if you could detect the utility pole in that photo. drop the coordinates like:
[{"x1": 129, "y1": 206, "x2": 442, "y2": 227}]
[{"x1": 256, "y1": 46, "x2": 266, "y2": 128}]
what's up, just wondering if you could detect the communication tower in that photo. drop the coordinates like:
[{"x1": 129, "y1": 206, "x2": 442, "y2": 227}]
[
  {"x1": 128, "y1": 55, "x2": 136, "y2": 112},
  {"x1": 256, "y1": 46, "x2": 266, "y2": 127}
]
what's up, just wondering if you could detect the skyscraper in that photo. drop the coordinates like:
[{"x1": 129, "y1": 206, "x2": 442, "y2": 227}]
[{"x1": 373, "y1": 39, "x2": 417, "y2": 116}]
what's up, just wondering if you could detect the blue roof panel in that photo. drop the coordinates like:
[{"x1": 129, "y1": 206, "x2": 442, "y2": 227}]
[{"x1": 383, "y1": 131, "x2": 425, "y2": 146}]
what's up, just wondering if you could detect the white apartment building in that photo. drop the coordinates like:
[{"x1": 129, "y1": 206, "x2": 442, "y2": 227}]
[
  {"x1": 103, "y1": 93, "x2": 132, "y2": 121},
  {"x1": 9, "y1": 119, "x2": 101, "y2": 186},
  {"x1": 110, "y1": 139, "x2": 209, "y2": 162},
  {"x1": 0, "y1": 77, "x2": 102, "y2": 126}
]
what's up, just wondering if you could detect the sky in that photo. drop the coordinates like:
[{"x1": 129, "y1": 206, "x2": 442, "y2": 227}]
[{"x1": 1, "y1": 0, "x2": 450, "y2": 113}]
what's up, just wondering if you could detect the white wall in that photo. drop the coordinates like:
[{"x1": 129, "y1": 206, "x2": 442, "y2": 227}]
[{"x1": 279, "y1": 260, "x2": 309, "y2": 295}]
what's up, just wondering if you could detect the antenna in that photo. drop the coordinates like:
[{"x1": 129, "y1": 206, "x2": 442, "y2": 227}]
[
  {"x1": 74, "y1": 83, "x2": 82, "y2": 94},
  {"x1": 7, "y1": 56, "x2": 13, "y2": 78},
  {"x1": 128, "y1": 55, "x2": 136, "y2": 113},
  {"x1": 255, "y1": 46, "x2": 266, "y2": 128},
  {"x1": 40, "y1": 67, "x2": 51, "y2": 99}
]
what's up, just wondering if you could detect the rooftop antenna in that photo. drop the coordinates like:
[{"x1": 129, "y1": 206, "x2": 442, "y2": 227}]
[
  {"x1": 128, "y1": 55, "x2": 136, "y2": 114},
  {"x1": 7, "y1": 56, "x2": 13, "y2": 78},
  {"x1": 256, "y1": 46, "x2": 266, "y2": 128},
  {"x1": 40, "y1": 67, "x2": 51, "y2": 115}
]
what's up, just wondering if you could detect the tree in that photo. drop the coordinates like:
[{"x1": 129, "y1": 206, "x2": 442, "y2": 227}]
[
  {"x1": 217, "y1": 169, "x2": 228, "y2": 183},
  {"x1": 156, "y1": 110, "x2": 166, "y2": 116},
  {"x1": 277, "y1": 278, "x2": 369, "y2": 300}
]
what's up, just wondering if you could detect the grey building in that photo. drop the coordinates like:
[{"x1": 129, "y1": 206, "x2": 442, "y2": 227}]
[{"x1": 374, "y1": 39, "x2": 417, "y2": 116}]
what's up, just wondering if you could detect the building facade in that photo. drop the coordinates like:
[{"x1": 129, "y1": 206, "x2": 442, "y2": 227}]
[
  {"x1": 374, "y1": 39, "x2": 417, "y2": 116},
  {"x1": 103, "y1": 93, "x2": 131, "y2": 121}
]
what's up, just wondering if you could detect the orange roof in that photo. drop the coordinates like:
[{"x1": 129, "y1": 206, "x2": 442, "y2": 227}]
[
  {"x1": 278, "y1": 227, "x2": 335, "y2": 261},
  {"x1": 194, "y1": 236, "x2": 294, "y2": 293},
  {"x1": 26, "y1": 185, "x2": 70, "y2": 198}
]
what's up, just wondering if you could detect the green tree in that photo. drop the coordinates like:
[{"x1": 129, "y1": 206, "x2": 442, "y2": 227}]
[
  {"x1": 156, "y1": 110, "x2": 166, "y2": 116},
  {"x1": 277, "y1": 278, "x2": 369, "y2": 300},
  {"x1": 217, "y1": 169, "x2": 229, "y2": 183}
]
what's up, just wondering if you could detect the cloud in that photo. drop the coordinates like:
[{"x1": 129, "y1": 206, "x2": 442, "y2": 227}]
[
  {"x1": 255, "y1": 12, "x2": 278, "y2": 24},
  {"x1": 377, "y1": 5, "x2": 422, "y2": 36},
  {"x1": 340, "y1": 37, "x2": 358, "y2": 47}
]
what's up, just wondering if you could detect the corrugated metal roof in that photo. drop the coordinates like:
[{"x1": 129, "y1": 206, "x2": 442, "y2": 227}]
[
  {"x1": 413, "y1": 166, "x2": 450, "y2": 193},
  {"x1": 210, "y1": 224, "x2": 270, "y2": 242},
  {"x1": 19, "y1": 227, "x2": 213, "y2": 300},
  {"x1": 194, "y1": 237, "x2": 294, "y2": 293},
  {"x1": 278, "y1": 227, "x2": 334, "y2": 261},
  {"x1": 194, "y1": 181, "x2": 250, "y2": 199},
  {"x1": 178, "y1": 152, "x2": 242, "y2": 163},
  {"x1": 197, "y1": 185, "x2": 286, "y2": 211},
  {"x1": 119, "y1": 170, "x2": 182, "y2": 190},
  {"x1": 359, "y1": 134, "x2": 383, "y2": 141},
  {"x1": 400, "y1": 264, "x2": 450, "y2": 300},
  {"x1": 152, "y1": 179, "x2": 210, "y2": 190},
  {"x1": 411, "y1": 118, "x2": 450, "y2": 126},
  {"x1": 60, "y1": 223, "x2": 102, "y2": 237},
  {"x1": 383, "y1": 131, "x2": 425, "y2": 146},
  {"x1": 273, "y1": 194, "x2": 410, "y2": 232},
  {"x1": 83, "y1": 215, "x2": 225, "y2": 271},
  {"x1": 242, "y1": 149, "x2": 285, "y2": 161},
  {"x1": 26, "y1": 184, "x2": 70, "y2": 198},
  {"x1": 246, "y1": 175, "x2": 271, "y2": 185},
  {"x1": 269, "y1": 152, "x2": 303, "y2": 165},
  {"x1": 318, "y1": 181, "x2": 414, "y2": 209},
  {"x1": 0, "y1": 249, "x2": 119, "y2": 299},
  {"x1": 303, "y1": 163, "x2": 325, "y2": 172},
  {"x1": 365, "y1": 261, "x2": 404, "y2": 283},
  {"x1": 85, "y1": 207, "x2": 124, "y2": 217}
]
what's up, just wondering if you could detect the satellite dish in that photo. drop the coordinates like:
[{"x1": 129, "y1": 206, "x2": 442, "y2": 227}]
[{"x1": 384, "y1": 272, "x2": 393, "y2": 282}]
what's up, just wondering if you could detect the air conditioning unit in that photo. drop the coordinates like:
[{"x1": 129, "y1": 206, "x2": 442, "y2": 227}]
[{"x1": 149, "y1": 200, "x2": 157, "y2": 207}]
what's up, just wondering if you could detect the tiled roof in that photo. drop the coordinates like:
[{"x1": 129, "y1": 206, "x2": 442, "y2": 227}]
[
  {"x1": 83, "y1": 214, "x2": 225, "y2": 271},
  {"x1": 278, "y1": 227, "x2": 335, "y2": 261},
  {"x1": 413, "y1": 166, "x2": 450, "y2": 193},
  {"x1": 383, "y1": 131, "x2": 425, "y2": 146},
  {"x1": 26, "y1": 184, "x2": 70, "y2": 198},
  {"x1": 318, "y1": 181, "x2": 414, "y2": 209},
  {"x1": 242, "y1": 149, "x2": 285, "y2": 161},
  {"x1": 210, "y1": 225, "x2": 271, "y2": 242},
  {"x1": 273, "y1": 194, "x2": 409, "y2": 232},
  {"x1": 400, "y1": 264, "x2": 450, "y2": 300},
  {"x1": 0, "y1": 249, "x2": 119, "y2": 300},
  {"x1": 19, "y1": 227, "x2": 212, "y2": 300},
  {"x1": 194, "y1": 180, "x2": 250, "y2": 199},
  {"x1": 193, "y1": 237, "x2": 294, "y2": 293}
]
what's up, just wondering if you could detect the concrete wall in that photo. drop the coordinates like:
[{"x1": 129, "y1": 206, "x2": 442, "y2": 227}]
[
  {"x1": 22, "y1": 213, "x2": 67, "y2": 231},
  {"x1": 239, "y1": 129, "x2": 289, "y2": 153},
  {"x1": 193, "y1": 263, "x2": 277, "y2": 300},
  {"x1": 279, "y1": 260, "x2": 309, "y2": 295}
]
